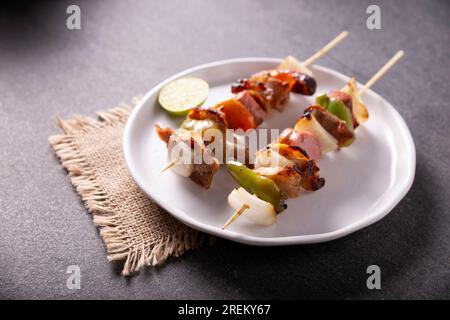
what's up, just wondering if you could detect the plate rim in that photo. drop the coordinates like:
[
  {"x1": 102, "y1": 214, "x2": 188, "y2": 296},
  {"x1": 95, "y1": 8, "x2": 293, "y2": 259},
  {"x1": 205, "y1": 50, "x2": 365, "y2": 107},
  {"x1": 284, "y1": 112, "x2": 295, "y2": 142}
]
[{"x1": 123, "y1": 57, "x2": 416, "y2": 246}]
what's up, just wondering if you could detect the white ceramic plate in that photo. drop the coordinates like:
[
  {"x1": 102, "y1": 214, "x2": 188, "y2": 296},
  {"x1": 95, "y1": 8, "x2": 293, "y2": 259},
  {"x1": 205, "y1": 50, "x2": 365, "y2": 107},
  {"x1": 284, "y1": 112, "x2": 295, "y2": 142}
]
[{"x1": 123, "y1": 58, "x2": 415, "y2": 245}]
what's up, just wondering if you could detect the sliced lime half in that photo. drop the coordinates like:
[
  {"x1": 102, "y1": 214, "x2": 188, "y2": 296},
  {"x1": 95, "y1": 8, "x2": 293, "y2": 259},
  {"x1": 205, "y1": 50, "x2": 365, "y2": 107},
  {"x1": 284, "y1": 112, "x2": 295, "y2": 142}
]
[{"x1": 158, "y1": 77, "x2": 209, "y2": 116}]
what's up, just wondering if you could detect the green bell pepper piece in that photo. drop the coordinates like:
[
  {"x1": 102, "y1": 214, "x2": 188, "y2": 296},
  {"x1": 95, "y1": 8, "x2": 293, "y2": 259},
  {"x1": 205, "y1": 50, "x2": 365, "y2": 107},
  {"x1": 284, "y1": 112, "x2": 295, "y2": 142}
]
[
  {"x1": 316, "y1": 93, "x2": 354, "y2": 146},
  {"x1": 316, "y1": 94, "x2": 354, "y2": 131},
  {"x1": 327, "y1": 99, "x2": 354, "y2": 131},
  {"x1": 316, "y1": 93, "x2": 330, "y2": 109},
  {"x1": 226, "y1": 161, "x2": 285, "y2": 213}
]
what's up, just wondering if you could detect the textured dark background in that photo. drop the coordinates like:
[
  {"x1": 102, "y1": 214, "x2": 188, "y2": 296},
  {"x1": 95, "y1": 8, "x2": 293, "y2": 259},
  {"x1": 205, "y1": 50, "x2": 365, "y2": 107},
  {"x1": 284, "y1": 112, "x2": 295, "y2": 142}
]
[{"x1": 0, "y1": 0, "x2": 449, "y2": 299}]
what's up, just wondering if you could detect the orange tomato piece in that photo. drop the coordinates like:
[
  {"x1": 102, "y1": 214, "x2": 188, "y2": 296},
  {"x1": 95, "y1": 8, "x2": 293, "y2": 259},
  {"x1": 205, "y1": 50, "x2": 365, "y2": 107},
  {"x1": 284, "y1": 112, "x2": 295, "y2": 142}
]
[
  {"x1": 215, "y1": 99, "x2": 256, "y2": 131},
  {"x1": 271, "y1": 71, "x2": 296, "y2": 90}
]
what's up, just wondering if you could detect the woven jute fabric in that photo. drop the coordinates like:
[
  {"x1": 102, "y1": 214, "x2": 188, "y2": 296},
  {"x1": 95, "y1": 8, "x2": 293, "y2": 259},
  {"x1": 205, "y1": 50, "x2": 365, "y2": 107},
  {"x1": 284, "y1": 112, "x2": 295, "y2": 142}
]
[{"x1": 48, "y1": 98, "x2": 206, "y2": 275}]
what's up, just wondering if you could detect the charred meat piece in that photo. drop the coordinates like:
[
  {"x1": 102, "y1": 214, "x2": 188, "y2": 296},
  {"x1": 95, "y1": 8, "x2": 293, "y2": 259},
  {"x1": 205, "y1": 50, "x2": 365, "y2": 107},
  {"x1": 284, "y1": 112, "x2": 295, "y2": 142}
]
[
  {"x1": 303, "y1": 105, "x2": 354, "y2": 147},
  {"x1": 187, "y1": 107, "x2": 228, "y2": 132},
  {"x1": 231, "y1": 75, "x2": 290, "y2": 111},
  {"x1": 275, "y1": 143, "x2": 325, "y2": 192},
  {"x1": 234, "y1": 91, "x2": 267, "y2": 125},
  {"x1": 269, "y1": 70, "x2": 316, "y2": 95},
  {"x1": 249, "y1": 71, "x2": 291, "y2": 111},
  {"x1": 155, "y1": 124, "x2": 220, "y2": 189},
  {"x1": 254, "y1": 165, "x2": 303, "y2": 199},
  {"x1": 155, "y1": 124, "x2": 174, "y2": 144},
  {"x1": 264, "y1": 78, "x2": 290, "y2": 111},
  {"x1": 278, "y1": 128, "x2": 321, "y2": 160},
  {"x1": 246, "y1": 90, "x2": 271, "y2": 113},
  {"x1": 328, "y1": 90, "x2": 352, "y2": 107},
  {"x1": 190, "y1": 148, "x2": 220, "y2": 189}
]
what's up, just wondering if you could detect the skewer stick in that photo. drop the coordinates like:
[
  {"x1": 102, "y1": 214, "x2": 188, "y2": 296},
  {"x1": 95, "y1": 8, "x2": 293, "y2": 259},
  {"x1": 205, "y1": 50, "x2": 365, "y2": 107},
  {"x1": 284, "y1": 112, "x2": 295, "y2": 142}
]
[
  {"x1": 222, "y1": 204, "x2": 250, "y2": 230},
  {"x1": 161, "y1": 159, "x2": 177, "y2": 173},
  {"x1": 302, "y1": 31, "x2": 349, "y2": 68},
  {"x1": 220, "y1": 32, "x2": 348, "y2": 229},
  {"x1": 359, "y1": 50, "x2": 404, "y2": 95}
]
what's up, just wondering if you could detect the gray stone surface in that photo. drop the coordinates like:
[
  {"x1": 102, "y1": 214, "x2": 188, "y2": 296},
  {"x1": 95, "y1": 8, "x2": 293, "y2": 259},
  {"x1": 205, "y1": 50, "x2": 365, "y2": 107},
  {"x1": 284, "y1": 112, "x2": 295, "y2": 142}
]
[{"x1": 0, "y1": 0, "x2": 449, "y2": 299}]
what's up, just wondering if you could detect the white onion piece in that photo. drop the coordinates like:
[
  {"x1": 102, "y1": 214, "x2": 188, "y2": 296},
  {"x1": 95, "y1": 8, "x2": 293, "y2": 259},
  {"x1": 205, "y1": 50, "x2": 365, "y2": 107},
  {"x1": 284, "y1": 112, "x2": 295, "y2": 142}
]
[
  {"x1": 294, "y1": 115, "x2": 338, "y2": 154},
  {"x1": 228, "y1": 187, "x2": 276, "y2": 226},
  {"x1": 341, "y1": 78, "x2": 369, "y2": 123},
  {"x1": 277, "y1": 55, "x2": 314, "y2": 77},
  {"x1": 254, "y1": 149, "x2": 294, "y2": 169},
  {"x1": 167, "y1": 129, "x2": 194, "y2": 177},
  {"x1": 225, "y1": 133, "x2": 249, "y2": 163}
]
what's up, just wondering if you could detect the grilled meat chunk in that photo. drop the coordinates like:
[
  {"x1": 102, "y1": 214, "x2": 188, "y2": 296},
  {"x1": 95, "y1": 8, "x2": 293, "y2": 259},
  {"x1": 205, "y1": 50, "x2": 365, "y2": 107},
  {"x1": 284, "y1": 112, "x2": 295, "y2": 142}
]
[
  {"x1": 155, "y1": 124, "x2": 174, "y2": 144},
  {"x1": 155, "y1": 125, "x2": 220, "y2": 189},
  {"x1": 275, "y1": 143, "x2": 325, "y2": 192},
  {"x1": 190, "y1": 148, "x2": 220, "y2": 189},
  {"x1": 303, "y1": 105, "x2": 354, "y2": 147},
  {"x1": 232, "y1": 71, "x2": 291, "y2": 111},
  {"x1": 254, "y1": 165, "x2": 303, "y2": 199},
  {"x1": 269, "y1": 70, "x2": 316, "y2": 95},
  {"x1": 328, "y1": 90, "x2": 359, "y2": 128},
  {"x1": 254, "y1": 143, "x2": 324, "y2": 198},
  {"x1": 249, "y1": 71, "x2": 291, "y2": 111},
  {"x1": 278, "y1": 128, "x2": 321, "y2": 160},
  {"x1": 187, "y1": 107, "x2": 228, "y2": 133},
  {"x1": 246, "y1": 90, "x2": 271, "y2": 113},
  {"x1": 234, "y1": 91, "x2": 267, "y2": 125}
]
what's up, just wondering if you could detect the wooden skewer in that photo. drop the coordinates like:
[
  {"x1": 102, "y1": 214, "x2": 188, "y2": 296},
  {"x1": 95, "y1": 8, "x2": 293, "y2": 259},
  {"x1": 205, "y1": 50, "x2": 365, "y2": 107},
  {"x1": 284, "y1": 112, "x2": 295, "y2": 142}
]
[
  {"x1": 221, "y1": 49, "x2": 404, "y2": 230},
  {"x1": 302, "y1": 31, "x2": 349, "y2": 68},
  {"x1": 161, "y1": 159, "x2": 177, "y2": 173},
  {"x1": 220, "y1": 32, "x2": 348, "y2": 229},
  {"x1": 359, "y1": 50, "x2": 404, "y2": 95},
  {"x1": 222, "y1": 204, "x2": 250, "y2": 230}
]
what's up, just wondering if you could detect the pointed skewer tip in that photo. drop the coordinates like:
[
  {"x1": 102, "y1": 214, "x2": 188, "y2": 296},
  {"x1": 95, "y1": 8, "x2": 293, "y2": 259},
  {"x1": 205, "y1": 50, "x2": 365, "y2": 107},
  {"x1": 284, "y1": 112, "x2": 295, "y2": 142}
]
[
  {"x1": 221, "y1": 204, "x2": 250, "y2": 230},
  {"x1": 161, "y1": 159, "x2": 177, "y2": 173}
]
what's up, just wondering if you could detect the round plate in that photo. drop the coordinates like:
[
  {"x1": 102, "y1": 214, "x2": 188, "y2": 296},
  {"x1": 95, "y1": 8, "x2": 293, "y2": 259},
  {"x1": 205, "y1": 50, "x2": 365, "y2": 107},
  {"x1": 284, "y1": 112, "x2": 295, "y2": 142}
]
[{"x1": 123, "y1": 58, "x2": 416, "y2": 245}]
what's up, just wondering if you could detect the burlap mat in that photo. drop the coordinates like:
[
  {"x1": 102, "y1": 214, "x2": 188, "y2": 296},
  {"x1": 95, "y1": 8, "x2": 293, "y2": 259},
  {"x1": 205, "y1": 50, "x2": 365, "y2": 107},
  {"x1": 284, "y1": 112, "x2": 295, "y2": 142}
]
[{"x1": 49, "y1": 97, "x2": 206, "y2": 276}]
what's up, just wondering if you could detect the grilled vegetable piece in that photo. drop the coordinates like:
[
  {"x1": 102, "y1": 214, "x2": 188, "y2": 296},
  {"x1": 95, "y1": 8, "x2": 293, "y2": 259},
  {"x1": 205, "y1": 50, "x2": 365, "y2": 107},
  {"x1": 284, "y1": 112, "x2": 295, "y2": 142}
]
[
  {"x1": 316, "y1": 94, "x2": 354, "y2": 131},
  {"x1": 214, "y1": 98, "x2": 256, "y2": 131},
  {"x1": 186, "y1": 107, "x2": 228, "y2": 133},
  {"x1": 226, "y1": 161, "x2": 285, "y2": 213},
  {"x1": 327, "y1": 90, "x2": 352, "y2": 108},
  {"x1": 180, "y1": 119, "x2": 223, "y2": 138},
  {"x1": 166, "y1": 129, "x2": 195, "y2": 177},
  {"x1": 277, "y1": 55, "x2": 313, "y2": 77},
  {"x1": 303, "y1": 105, "x2": 354, "y2": 147},
  {"x1": 341, "y1": 78, "x2": 369, "y2": 124},
  {"x1": 155, "y1": 125, "x2": 220, "y2": 188},
  {"x1": 327, "y1": 90, "x2": 358, "y2": 128},
  {"x1": 228, "y1": 187, "x2": 276, "y2": 226}
]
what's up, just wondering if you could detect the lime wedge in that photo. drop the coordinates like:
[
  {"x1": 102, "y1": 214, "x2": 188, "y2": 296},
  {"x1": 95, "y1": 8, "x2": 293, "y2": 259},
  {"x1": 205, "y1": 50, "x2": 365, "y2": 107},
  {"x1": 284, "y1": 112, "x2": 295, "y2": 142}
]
[{"x1": 158, "y1": 77, "x2": 209, "y2": 116}]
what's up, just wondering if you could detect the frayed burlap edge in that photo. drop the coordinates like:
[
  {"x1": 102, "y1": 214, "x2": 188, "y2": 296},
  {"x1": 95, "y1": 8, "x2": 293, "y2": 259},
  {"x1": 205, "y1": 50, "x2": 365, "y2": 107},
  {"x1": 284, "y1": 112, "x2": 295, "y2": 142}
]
[{"x1": 48, "y1": 98, "x2": 206, "y2": 276}]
